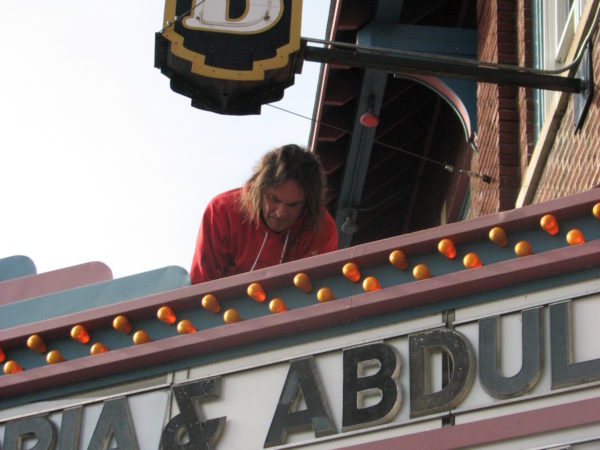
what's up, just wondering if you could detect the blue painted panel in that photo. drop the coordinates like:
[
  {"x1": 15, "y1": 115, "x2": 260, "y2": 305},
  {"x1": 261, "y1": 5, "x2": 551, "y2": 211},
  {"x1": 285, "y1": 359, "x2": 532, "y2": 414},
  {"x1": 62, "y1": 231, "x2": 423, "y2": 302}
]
[
  {"x1": 358, "y1": 23, "x2": 479, "y2": 135},
  {"x1": 358, "y1": 23, "x2": 477, "y2": 57},
  {"x1": 0, "y1": 266, "x2": 190, "y2": 329},
  {"x1": 0, "y1": 256, "x2": 36, "y2": 282}
]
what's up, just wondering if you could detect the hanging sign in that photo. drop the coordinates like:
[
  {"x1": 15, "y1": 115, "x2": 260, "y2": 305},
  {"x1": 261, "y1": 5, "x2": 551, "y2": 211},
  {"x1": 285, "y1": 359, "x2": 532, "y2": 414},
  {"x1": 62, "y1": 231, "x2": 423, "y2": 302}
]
[{"x1": 155, "y1": 0, "x2": 304, "y2": 114}]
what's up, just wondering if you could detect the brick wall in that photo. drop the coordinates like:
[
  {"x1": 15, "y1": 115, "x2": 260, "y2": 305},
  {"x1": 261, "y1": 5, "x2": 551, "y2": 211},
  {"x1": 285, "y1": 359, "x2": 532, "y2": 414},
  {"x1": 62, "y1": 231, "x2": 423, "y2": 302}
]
[
  {"x1": 516, "y1": 0, "x2": 535, "y2": 171},
  {"x1": 472, "y1": 0, "x2": 524, "y2": 217},
  {"x1": 476, "y1": 0, "x2": 600, "y2": 211}
]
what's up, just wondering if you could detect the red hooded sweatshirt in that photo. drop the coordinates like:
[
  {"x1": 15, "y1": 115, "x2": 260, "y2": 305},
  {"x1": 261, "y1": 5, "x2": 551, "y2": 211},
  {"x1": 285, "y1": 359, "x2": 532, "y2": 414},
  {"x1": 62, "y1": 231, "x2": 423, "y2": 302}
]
[{"x1": 190, "y1": 188, "x2": 338, "y2": 284}]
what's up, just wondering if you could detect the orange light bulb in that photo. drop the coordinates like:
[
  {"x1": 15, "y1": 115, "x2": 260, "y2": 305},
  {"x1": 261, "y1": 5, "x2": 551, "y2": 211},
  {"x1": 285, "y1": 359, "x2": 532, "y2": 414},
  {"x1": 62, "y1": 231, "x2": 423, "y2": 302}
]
[
  {"x1": 157, "y1": 306, "x2": 176, "y2": 324},
  {"x1": 593, "y1": 202, "x2": 600, "y2": 219},
  {"x1": 316, "y1": 287, "x2": 334, "y2": 302},
  {"x1": 540, "y1": 214, "x2": 559, "y2": 235},
  {"x1": 463, "y1": 252, "x2": 482, "y2": 268},
  {"x1": 112, "y1": 315, "x2": 132, "y2": 334},
  {"x1": 46, "y1": 350, "x2": 65, "y2": 364},
  {"x1": 3, "y1": 360, "x2": 22, "y2": 374},
  {"x1": 514, "y1": 240, "x2": 532, "y2": 256},
  {"x1": 389, "y1": 249, "x2": 408, "y2": 270},
  {"x1": 293, "y1": 273, "x2": 312, "y2": 293},
  {"x1": 412, "y1": 264, "x2": 431, "y2": 280},
  {"x1": 223, "y1": 308, "x2": 241, "y2": 323},
  {"x1": 566, "y1": 228, "x2": 585, "y2": 245},
  {"x1": 132, "y1": 330, "x2": 151, "y2": 345},
  {"x1": 342, "y1": 262, "x2": 361, "y2": 282},
  {"x1": 90, "y1": 342, "x2": 108, "y2": 355},
  {"x1": 0, "y1": 346, "x2": 6, "y2": 363},
  {"x1": 247, "y1": 282, "x2": 266, "y2": 302},
  {"x1": 362, "y1": 276, "x2": 381, "y2": 292},
  {"x1": 438, "y1": 238, "x2": 457, "y2": 259},
  {"x1": 27, "y1": 334, "x2": 46, "y2": 354},
  {"x1": 201, "y1": 294, "x2": 221, "y2": 314},
  {"x1": 70, "y1": 324, "x2": 90, "y2": 344},
  {"x1": 177, "y1": 319, "x2": 196, "y2": 334},
  {"x1": 269, "y1": 298, "x2": 288, "y2": 313},
  {"x1": 489, "y1": 226, "x2": 508, "y2": 247}
]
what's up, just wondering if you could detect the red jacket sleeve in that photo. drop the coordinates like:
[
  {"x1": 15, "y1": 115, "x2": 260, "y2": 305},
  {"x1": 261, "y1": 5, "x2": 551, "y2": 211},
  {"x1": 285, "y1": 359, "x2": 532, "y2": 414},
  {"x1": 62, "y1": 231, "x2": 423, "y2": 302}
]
[{"x1": 190, "y1": 197, "x2": 232, "y2": 284}]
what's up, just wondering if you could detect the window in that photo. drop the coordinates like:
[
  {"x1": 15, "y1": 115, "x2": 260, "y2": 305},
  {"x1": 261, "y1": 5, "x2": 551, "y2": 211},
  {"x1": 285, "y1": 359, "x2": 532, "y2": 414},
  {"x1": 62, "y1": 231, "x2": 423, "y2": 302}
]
[{"x1": 533, "y1": 0, "x2": 590, "y2": 135}]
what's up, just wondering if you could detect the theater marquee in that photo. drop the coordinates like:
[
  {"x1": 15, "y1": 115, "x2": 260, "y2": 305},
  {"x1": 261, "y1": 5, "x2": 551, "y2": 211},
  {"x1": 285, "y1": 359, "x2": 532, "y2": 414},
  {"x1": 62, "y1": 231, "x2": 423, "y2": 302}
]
[{"x1": 1, "y1": 281, "x2": 599, "y2": 449}]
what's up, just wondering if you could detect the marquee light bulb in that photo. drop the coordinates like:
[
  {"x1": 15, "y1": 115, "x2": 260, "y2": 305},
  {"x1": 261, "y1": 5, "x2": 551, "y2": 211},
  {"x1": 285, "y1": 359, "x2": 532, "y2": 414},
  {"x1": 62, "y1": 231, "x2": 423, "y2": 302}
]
[
  {"x1": 463, "y1": 252, "x2": 482, "y2": 268},
  {"x1": 593, "y1": 202, "x2": 600, "y2": 219},
  {"x1": 540, "y1": 214, "x2": 559, "y2": 235},
  {"x1": 389, "y1": 249, "x2": 408, "y2": 270},
  {"x1": 157, "y1": 306, "x2": 176, "y2": 325},
  {"x1": 70, "y1": 324, "x2": 90, "y2": 344},
  {"x1": 0, "y1": 346, "x2": 5, "y2": 363},
  {"x1": 202, "y1": 294, "x2": 221, "y2": 314},
  {"x1": 177, "y1": 319, "x2": 196, "y2": 334},
  {"x1": 223, "y1": 308, "x2": 241, "y2": 323},
  {"x1": 133, "y1": 330, "x2": 151, "y2": 345},
  {"x1": 3, "y1": 360, "x2": 22, "y2": 374},
  {"x1": 113, "y1": 315, "x2": 132, "y2": 334},
  {"x1": 293, "y1": 273, "x2": 312, "y2": 293},
  {"x1": 488, "y1": 226, "x2": 508, "y2": 247},
  {"x1": 514, "y1": 240, "x2": 532, "y2": 256},
  {"x1": 27, "y1": 334, "x2": 46, "y2": 354},
  {"x1": 343, "y1": 262, "x2": 361, "y2": 282},
  {"x1": 362, "y1": 276, "x2": 381, "y2": 292},
  {"x1": 438, "y1": 238, "x2": 457, "y2": 259},
  {"x1": 316, "y1": 287, "x2": 334, "y2": 302},
  {"x1": 46, "y1": 350, "x2": 65, "y2": 364},
  {"x1": 269, "y1": 298, "x2": 287, "y2": 313},
  {"x1": 412, "y1": 264, "x2": 431, "y2": 280},
  {"x1": 247, "y1": 282, "x2": 266, "y2": 302},
  {"x1": 566, "y1": 228, "x2": 585, "y2": 245},
  {"x1": 90, "y1": 342, "x2": 108, "y2": 355}
]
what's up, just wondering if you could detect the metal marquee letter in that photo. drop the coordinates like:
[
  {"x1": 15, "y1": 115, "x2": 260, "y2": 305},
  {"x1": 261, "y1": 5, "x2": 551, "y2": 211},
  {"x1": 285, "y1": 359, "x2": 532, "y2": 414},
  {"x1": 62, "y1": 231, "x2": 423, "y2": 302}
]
[
  {"x1": 264, "y1": 356, "x2": 337, "y2": 447},
  {"x1": 342, "y1": 342, "x2": 401, "y2": 431},
  {"x1": 160, "y1": 377, "x2": 226, "y2": 450},
  {"x1": 479, "y1": 307, "x2": 544, "y2": 399},
  {"x1": 58, "y1": 406, "x2": 83, "y2": 450},
  {"x1": 3, "y1": 415, "x2": 57, "y2": 450},
  {"x1": 87, "y1": 397, "x2": 139, "y2": 450},
  {"x1": 409, "y1": 328, "x2": 475, "y2": 418},
  {"x1": 551, "y1": 300, "x2": 600, "y2": 389}
]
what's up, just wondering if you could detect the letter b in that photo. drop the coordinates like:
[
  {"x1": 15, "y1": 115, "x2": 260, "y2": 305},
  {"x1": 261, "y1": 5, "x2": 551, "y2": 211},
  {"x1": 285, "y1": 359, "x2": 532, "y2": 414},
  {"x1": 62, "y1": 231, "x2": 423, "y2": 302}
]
[{"x1": 342, "y1": 343, "x2": 401, "y2": 431}]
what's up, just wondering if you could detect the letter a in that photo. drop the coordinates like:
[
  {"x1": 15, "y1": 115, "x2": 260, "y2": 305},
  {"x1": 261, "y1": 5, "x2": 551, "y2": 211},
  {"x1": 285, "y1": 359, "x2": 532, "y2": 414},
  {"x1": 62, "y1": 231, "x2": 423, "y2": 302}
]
[
  {"x1": 264, "y1": 357, "x2": 336, "y2": 447},
  {"x1": 87, "y1": 397, "x2": 139, "y2": 450}
]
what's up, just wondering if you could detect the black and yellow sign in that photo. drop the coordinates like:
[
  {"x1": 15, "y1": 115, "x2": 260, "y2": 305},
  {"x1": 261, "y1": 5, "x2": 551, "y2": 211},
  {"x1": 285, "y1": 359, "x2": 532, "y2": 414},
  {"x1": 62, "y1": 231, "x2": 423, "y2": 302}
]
[{"x1": 155, "y1": 0, "x2": 303, "y2": 114}]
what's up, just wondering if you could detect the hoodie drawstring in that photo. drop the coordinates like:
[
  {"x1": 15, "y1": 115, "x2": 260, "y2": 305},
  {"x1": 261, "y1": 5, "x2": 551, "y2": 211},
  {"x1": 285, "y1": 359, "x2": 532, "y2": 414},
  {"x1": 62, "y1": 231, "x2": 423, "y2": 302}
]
[
  {"x1": 250, "y1": 229, "x2": 290, "y2": 272},
  {"x1": 280, "y1": 229, "x2": 290, "y2": 264}
]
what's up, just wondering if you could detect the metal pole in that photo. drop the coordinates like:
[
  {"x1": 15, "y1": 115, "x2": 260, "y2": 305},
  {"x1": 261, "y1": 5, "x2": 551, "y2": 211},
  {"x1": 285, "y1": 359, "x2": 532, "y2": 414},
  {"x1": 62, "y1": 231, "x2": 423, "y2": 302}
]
[{"x1": 302, "y1": 43, "x2": 585, "y2": 93}]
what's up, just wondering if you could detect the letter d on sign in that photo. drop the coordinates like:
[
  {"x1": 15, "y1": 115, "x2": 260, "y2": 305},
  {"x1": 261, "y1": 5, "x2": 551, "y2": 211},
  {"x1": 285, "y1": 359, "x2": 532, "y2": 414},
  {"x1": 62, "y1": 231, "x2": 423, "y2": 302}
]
[
  {"x1": 409, "y1": 328, "x2": 475, "y2": 418},
  {"x1": 183, "y1": 0, "x2": 283, "y2": 33}
]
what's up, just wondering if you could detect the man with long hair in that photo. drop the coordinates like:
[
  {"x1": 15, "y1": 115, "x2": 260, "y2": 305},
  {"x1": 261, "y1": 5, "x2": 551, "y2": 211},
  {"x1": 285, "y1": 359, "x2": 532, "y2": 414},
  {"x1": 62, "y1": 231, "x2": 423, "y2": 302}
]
[{"x1": 190, "y1": 144, "x2": 338, "y2": 284}]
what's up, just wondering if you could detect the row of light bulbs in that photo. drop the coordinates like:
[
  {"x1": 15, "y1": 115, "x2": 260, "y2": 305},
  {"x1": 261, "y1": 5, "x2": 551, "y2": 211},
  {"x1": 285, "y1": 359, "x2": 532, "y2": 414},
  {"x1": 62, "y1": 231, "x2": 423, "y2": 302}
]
[{"x1": 2, "y1": 203, "x2": 599, "y2": 375}]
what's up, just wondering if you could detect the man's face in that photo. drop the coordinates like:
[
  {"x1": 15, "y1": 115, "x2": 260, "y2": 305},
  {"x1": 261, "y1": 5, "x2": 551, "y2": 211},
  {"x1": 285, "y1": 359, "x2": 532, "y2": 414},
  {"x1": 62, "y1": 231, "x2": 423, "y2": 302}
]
[{"x1": 261, "y1": 179, "x2": 306, "y2": 233}]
